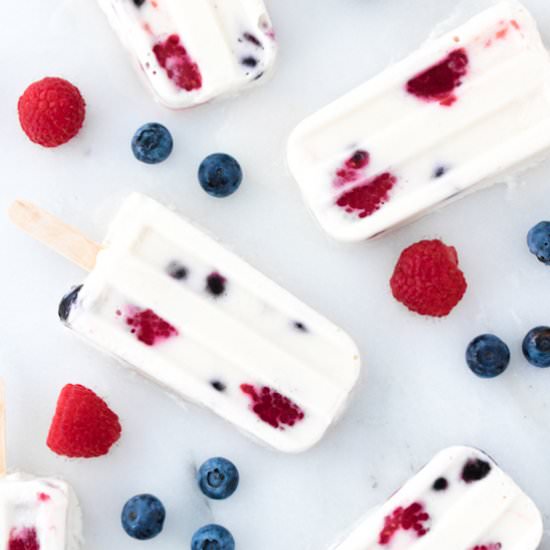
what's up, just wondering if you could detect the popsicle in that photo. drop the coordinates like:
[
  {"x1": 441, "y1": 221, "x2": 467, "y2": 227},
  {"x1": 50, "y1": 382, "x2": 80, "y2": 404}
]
[
  {"x1": 0, "y1": 385, "x2": 83, "y2": 549},
  {"x1": 330, "y1": 446, "x2": 543, "y2": 550},
  {"x1": 8, "y1": 194, "x2": 360, "y2": 453},
  {"x1": 97, "y1": 0, "x2": 277, "y2": 109},
  {"x1": 287, "y1": 1, "x2": 550, "y2": 242}
]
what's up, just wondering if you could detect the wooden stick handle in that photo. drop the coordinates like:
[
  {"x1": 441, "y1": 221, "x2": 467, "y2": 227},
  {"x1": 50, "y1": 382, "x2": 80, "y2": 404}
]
[
  {"x1": 8, "y1": 200, "x2": 100, "y2": 272},
  {"x1": 0, "y1": 380, "x2": 6, "y2": 477}
]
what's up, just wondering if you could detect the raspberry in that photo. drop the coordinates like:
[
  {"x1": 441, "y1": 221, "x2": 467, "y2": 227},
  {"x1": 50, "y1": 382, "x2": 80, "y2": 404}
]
[
  {"x1": 240, "y1": 384, "x2": 305, "y2": 429},
  {"x1": 390, "y1": 239, "x2": 467, "y2": 317},
  {"x1": 47, "y1": 384, "x2": 121, "y2": 458},
  {"x1": 18, "y1": 77, "x2": 86, "y2": 147},
  {"x1": 336, "y1": 173, "x2": 397, "y2": 218},
  {"x1": 9, "y1": 528, "x2": 39, "y2": 550},
  {"x1": 152, "y1": 34, "x2": 202, "y2": 91},
  {"x1": 406, "y1": 48, "x2": 469, "y2": 107},
  {"x1": 117, "y1": 307, "x2": 179, "y2": 346},
  {"x1": 333, "y1": 149, "x2": 398, "y2": 218},
  {"x1": 472, "y1": 545, "x2": 501, "y2": 550},
  {"x1": 378, "y1": 502, "x2": 430, "y2": 545}
]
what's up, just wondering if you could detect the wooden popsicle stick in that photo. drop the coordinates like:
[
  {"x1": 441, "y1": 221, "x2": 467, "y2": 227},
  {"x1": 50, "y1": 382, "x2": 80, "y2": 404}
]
[
  {"x1": 8, "y1": 200, "x2": 100, "y2": 272},
  {"x1": 0, "y1": 380, "x2": 6, "y2": 477}
]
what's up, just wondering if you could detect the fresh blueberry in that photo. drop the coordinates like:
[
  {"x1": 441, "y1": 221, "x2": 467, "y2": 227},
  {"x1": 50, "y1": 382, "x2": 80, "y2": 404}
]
[
  {"x1": 198, "y1": 153, "x2": 242, "y2": 198},
  {"x1": 121, "y1": 494, "x2": 166, "y2": 540},
  {"x1": 133, "y1": 0, "x2": 145, "y2": 6},
  {"x1": 522, "y1": 326, "x2": 550, "y2": 367},
  {"x1": 465, "y1": 334, "x2": 510, "y2": 378},
  {"x1": 58, "y1": 285, "x2": 82, "y2": 322},
  {"x1": 131, "y1": 123, "x2": 173, "y2": 164},
  {"x1": 197, "y1": 457, "x2": 239, "y2": 500},
  {"x1": 293, "y1": 321, "x2": 308, "y2": 332},
  {"x1": 191, "y1": 524, "x2": 235, "y2": 550},
  {"x1": 527, "y1": 221, "x2": 550, "y2": 264}
]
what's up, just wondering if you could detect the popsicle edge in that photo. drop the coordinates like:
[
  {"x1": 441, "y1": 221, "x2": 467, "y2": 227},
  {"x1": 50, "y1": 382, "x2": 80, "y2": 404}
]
[
  {"x1": 0, "y1": 380, "x2": 6, "y2": 476},
  {"x1": 8, "y1": 200, "x2": 100, "y2": 272}
]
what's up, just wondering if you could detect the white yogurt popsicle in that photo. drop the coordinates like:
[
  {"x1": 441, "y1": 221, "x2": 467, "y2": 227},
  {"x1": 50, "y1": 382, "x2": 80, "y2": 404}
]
[
  {"x1": 56, "y1": 194, "x2": 360, "y2": 453},
  {"x1": 0, "y1": 473, "x2": 82, "y2": 550},
  {"x1": 331, "y1": 446, "x2": 542, "y2": 550},
  {"x1": 288, "y1": 1, "x2": 550, "y2": 242},
  {"x1": 97, "y1": 0, "x2": 277, "y2": 109}
]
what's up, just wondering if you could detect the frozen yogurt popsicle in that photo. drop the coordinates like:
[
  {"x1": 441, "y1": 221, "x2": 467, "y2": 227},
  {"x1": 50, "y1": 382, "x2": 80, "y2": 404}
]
[
  {"x1": 8, "y1": 195, "x2": 360, "y2": 453},
  {"x1": 0, "y1": 473, "x2": 82, "y2": 550},
  {"x1": 330, "y1": 446, "x2": 542, "y2": 550},
  {"x1": 287, "y1": 1, "x2": 550, "y2": 242},
  {"x1": 0, "y1": 385, "x2": 83, "y2": 550},
  {"x1": 97, "y1": 0, "x2": 277, "y2": 109}
]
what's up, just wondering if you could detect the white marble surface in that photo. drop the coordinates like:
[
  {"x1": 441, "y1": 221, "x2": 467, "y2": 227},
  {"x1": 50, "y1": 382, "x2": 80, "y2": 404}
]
[{"x1": 1, "y1": 0, "x2": 550, "y2": 549}]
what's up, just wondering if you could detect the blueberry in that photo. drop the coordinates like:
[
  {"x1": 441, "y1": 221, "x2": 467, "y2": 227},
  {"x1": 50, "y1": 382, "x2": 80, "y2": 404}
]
[
  {"x1": 167, "y1": 261, "x2": 188, "y2": 280},
  {"x1": 465, "y1": 334, "x2": 510, "y2": 378},
  {"x1": 131, "y1": 123, "x2": 173, "y2": 164},
  {"x1": 242, "y1": 33, "x2": 262, "y2": 47},
  {"x1": 461, "y1": 458, "x2": 491, "y2": 483},
  {"x1": 206, "y1": 272, "x2": 227, "y2": 297},
  {"x1": 197, "y1": 458, "x2": 239, "y2": 500},
  {"x1": 133, "y1": 0, "x2": 145, "y2": 6},
  {"x1": 242, "y1": 57, "x2": 258, "y2": 68},
  {"x1": 121, "y1": 494, "x2": 166, "y2": 540},
  {"x1": 432, "y1": 477, "x2": 448, "y2": 491},
  {"x1": 293, "y1": 321, "x2": 308, "y2": 332},
  {"x1": 527, "y1": 221, "x2": 550, "y2": 264},
  {"x1": 191, "y1": 524, "x2": 235, "y2": 550},
  {"x1": 58, "y1": 285, "x2": 82, "y2": 322},
  {"x1": 210, "y1": 381, "x2": 226, "y2": 392},
  {"x1": 522, "y1": 326, "x2": 550, "y2": 367},
  {"x1": 433, "y1": 165, "x2": 447, "y2": 178},
  {"x1": 198, "y1": 153, "x2": 242, "y2": 198}
]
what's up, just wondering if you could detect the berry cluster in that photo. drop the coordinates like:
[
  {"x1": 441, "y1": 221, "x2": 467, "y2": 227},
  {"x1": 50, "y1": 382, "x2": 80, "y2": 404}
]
[
  {"x1": 121, "y1": 457, "x2": 239, "y2": 548},
  {"x1": 18, "y1": 78, "x2": 244, "y2": 198},
  {"x1": 378, "y1": 502, "x2": 430, "y2": 545},
  {"x1": 240, "y1": 384, "x2": 305, "y2": 429}
]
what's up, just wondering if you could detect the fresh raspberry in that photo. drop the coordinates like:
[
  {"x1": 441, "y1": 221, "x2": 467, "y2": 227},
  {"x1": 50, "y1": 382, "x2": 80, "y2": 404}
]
[
  {"x1": 390, "y1": 239, "x2": 467, "y2": 317},
  {"x1": 18, "y1": 77, "x2": 86, "y2": 147},
  {"x1": 379, "y1": 502, "x2": 430, "y2": 545},
  {"x1": 240, "y1": 384, "x2": 305, "y2": 429},
  {"x1": 472, "y1": 545, "x2": 502, "y2": 550},
  {"x1": 47, "y1": 384, "x2": 121, "y2": 458}
]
